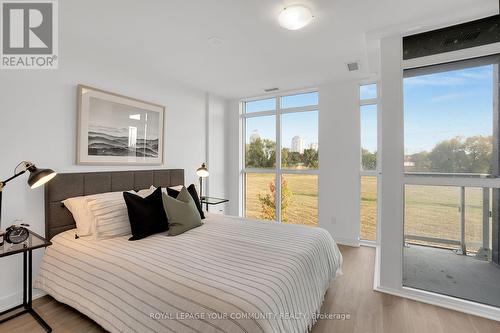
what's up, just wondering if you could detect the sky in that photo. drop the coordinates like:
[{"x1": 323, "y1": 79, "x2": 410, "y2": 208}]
[
  {"x1": 245, "y1": 65, "x2": 494, "y2": 154},
  {"x1": 245, "y1": 92, "x2": 318, "y2": 149},
  {"x1": 361, "y1": 104, "x2": 377, "y2": 152},
  {"x1": 403, "y1": 64, "x2": 493, "y2": 154}
]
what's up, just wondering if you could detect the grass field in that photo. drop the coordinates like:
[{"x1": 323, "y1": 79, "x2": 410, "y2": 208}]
[
  {"x1": 404, "y1": 185, "x2": 485, "y2": 251},
  {"x1": 361, "y1": 177, "x2": 487, "y2": 251},
  {"x1": 360, "y1": 177, "x2": 377, "y2": 240},
  {"x1": 245, "y1": 173, "x2": 318, "y2": 226},
  {"x1": 245, "y1": 174, "x2": 488, "y2": 252}
]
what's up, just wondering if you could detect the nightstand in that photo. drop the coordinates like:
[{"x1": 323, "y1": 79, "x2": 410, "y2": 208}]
[
  {"x1": 0, "y1": 231, "x2": 52, "y2": 332},
  {"x1": 201, "y1": 196, "x2": 229, "y2": 212}
]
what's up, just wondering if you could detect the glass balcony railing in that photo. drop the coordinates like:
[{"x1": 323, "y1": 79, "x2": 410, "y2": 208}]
[{"x1": 404, "y1": 180, "x2": 493, "y2": 259}]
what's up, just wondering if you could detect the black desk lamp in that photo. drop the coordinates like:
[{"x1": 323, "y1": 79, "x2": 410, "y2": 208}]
[
  {"x1": 196, "y1": 163, "x2": 209, "y2": 199},
  {"x1": 0, "y1": 161, "x2": 57, "y2": 230}
]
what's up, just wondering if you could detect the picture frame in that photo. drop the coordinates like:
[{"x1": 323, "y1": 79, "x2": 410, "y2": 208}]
[{"x1": 77, "y1": 85, "x2": 165, "y2": 165}]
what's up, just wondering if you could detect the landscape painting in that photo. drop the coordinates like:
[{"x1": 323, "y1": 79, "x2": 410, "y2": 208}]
[{"x1": 77, "y1": 85, "x2": 164, "y2": 165}]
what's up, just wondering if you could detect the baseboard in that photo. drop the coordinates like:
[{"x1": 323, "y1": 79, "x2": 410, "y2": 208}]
[
  {"x1": 373, "y1": 284, "x2": 500, "y2": 322},
  {"x1": 334, "y1": 236, "x2": 360, "y2": 247},
  {"x1": 359, "y1": 239, "x2": 379, "y2": 247},
  {"x1": 373, "y1": 245, "x2": 381, "y2": 290},
  {"x1": 0, "y1": 289, "x2": 46, "y2": 312}
]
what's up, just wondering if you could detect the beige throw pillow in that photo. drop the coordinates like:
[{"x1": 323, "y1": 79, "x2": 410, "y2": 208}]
[{"x1": 162, "y1": 187, "x2": 203, "y2": 236}]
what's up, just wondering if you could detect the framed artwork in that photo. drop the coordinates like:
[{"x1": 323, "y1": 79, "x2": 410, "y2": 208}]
[{"x1": 77, "y1": 85, "x2": 165, "y2": 165}]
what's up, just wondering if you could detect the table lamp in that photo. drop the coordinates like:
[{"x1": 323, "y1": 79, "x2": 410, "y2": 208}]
[
  {"x1": 196, "y1": 163, "x2": 209, "y2": 199},
  {"x1": 0, "y1": 161, "x2": 57, "y2": 232}
]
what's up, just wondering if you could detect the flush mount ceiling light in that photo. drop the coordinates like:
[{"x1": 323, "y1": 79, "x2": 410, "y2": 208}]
[{"x1": 278, "y1": 5, "x2": 313, "y2": 30}]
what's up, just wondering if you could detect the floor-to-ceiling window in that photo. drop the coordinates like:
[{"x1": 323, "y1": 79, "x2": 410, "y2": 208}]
[
  {"x1": 403, "y1": 55, "x2": 500, "y2": 307},
  {"x1": 242, "y1": 91, "x2": 319, "y2": 226},
  {"x1": 360, "y1": 83, "x2": 379, "y2": 241}
]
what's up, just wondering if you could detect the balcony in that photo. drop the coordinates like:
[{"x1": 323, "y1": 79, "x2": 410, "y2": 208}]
[{"x1": 402, "y1": 173, "x2": 500, "y2": 308}]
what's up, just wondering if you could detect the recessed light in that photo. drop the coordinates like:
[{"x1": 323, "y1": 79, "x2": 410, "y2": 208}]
[
  {"x1": 207, "y1": 36, "x2": 223, "y2": 46},
  {"x1": 278, "y1": 5, "x2": 313, "y2": 31},
  {"x1": 406, "y1": 26, "x2": 423, "y2": 33}
]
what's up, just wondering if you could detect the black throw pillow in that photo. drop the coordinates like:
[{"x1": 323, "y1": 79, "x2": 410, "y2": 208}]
[
  {"x1": 166, "y1": 184, "x2": 205, "y2": 219},
  {"x1": 123, "y1": 187, "x2": 169, "y2": 240}
]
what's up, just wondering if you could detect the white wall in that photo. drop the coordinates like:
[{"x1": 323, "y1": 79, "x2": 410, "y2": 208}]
[
  {"x1": 318, "y1": 81, "x2": 361, "y2": 246},
  {"x1": 0, "y1": 44, "x2": 232, "y2": 311},
  {"x1": 377, "y1": 35, "x2": 404, "y2": 289},
  {"x1": 206, "y1": 93, "x2": 228, "y2": 213},
  {"x1": 226, "y1": 99, "x2": 242, "y2": 217},
  {"x1": 225, "y1": 83, "x2": 361, "y2": 246}
]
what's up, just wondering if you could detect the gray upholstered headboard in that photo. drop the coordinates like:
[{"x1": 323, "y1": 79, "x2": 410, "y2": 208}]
[{"x1": 44, "y1": 169, "x2": 184, "y2": 240}]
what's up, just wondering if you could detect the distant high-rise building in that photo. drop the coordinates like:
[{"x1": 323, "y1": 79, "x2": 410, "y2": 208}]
[
  {"x1": 250, "y1": 130, "x2": 261, "y2": 143},
  {"x1": 309, "y1": 142, "x2": 318, "y2": 151},
  {"x1": 291, "y1": 136, "x2": 304, "y2": 154}
]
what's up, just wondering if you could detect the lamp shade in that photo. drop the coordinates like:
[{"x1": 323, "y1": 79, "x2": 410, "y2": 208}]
[
  {"x1": 27, "y1": 166, "x2": 57, "y2": 189},
  {"x1": 196, "y1": 163, "x2": 209, "y2": 178}
]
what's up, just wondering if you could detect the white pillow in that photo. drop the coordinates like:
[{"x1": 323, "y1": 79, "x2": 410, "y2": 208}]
[
  {"x1": 86, "y1": 191, "x2": 131, "y2": 239},
  {"x1": 167, "y1": 185, "x2": 183, "y2": 192},
  {"x1": 63, "y1": 186, "x2": 156, "y2": 238},
  {"x1": 63, "y1": 196, "x2": 95, "y2": 236},
  {"x1": 137, "y1": 186, "x2": 156, "y2": 196}
]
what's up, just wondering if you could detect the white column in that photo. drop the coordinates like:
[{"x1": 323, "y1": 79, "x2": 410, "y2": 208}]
[
  {"x1": 378, "y1": 35, "x2": 404, "y2": 290},
  {"x1": 318, "y1": 80, "x2": 361, "y2": 246}
]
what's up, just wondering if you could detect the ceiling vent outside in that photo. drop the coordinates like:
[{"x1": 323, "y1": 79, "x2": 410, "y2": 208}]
[
  {"x1": 403, "y1": 15, "x2": 499, "y2": 60},
  {"x1": 346, "y1": 62, "x2": 360, "y2": 72},
  {"x1": 442, "y1": 31, "x2": 481, "y2": 47},
  {"x1": 264, "y1": 87, "x2": 279, "y2": 92}
]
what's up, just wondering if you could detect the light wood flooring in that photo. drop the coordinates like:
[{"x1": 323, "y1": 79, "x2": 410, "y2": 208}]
[{"x1": 1, "y1": 245, "x2": 499, "y2": 333}]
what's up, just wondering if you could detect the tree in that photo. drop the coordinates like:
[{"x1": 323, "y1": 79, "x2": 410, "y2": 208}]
[
  {"x1": 281, "y1": 148, "x2": 290, "y2": 167},
  {"x1": 246, "y1": 138, "x2": 276, "y2": 168},
  {"x1": 258, "y1": 178, "x2": 293, "y2": 222},
  {"x1": 464, "y1": 136, "x2": 492, "y2": 174},
  {"x1": 428, "y1": 137, "x2": 469, "y2": 173},
  {"x1": 288, "y1": 152, "x2": 302, "y2": 166},
  {"x1": 409, "y1": 151, "x2": 431, "y2": 172},
  {"x1": 263, "y1": 139, "x2": 276, "y2": 168},
  {"x1": 407, "y1": 136, "x2": 492, "y2": 174},
  {"x1": 361, "y1": 149, "x2": 377, "y2": 170},
  {"x1": 303, "y1": 148, "x2": 319, "y2": 168}
]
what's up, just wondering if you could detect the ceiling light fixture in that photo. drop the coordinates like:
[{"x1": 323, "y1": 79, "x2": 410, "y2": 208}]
[
  {"x1": 207, "y1": 36, "x2": 223, "y2": 46},
  {"x1": 278, "y1": 5, "x2": 313, "y2": 30}
]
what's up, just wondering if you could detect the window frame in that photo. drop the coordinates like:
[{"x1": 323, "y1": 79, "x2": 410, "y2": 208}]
[
  {"x1": 402, "y1": 55, "x2": 500, "y2": 253},
  {"x1": 240, "y1": 88, "x2": 319, "y2": 223},
  {"x1": 403, "y1": 54, "x2": 499, "y2": 177},
  {"x1": 359, "y1": 82, "x2": 381, "y2": 243}
]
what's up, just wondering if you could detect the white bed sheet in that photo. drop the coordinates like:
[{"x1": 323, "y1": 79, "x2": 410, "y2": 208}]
[{"x1": 35, "y1": 214, "x2": 342, "y2": 333}]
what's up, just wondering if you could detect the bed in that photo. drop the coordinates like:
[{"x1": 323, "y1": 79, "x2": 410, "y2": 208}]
[{"x1": 35, "y1": 169, "x2": 343, "y2": 333}]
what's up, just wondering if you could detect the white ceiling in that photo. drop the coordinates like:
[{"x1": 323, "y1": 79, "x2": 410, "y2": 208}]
[{"x1": 63, "y1": 0, "x2": 498, "y2": 99}]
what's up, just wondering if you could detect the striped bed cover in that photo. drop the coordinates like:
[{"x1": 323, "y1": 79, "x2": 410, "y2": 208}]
[{"x1": 35, "y1": 214, "x2": 343, "y2": 333}]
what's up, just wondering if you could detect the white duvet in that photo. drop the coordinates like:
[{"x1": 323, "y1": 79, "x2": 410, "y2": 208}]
[{"x1": 35, "y1": 214, "x2": 342, "y2": 333}]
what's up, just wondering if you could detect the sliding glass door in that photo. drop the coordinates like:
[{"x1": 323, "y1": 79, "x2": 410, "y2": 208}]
[{"x1": 403, "y1": 55, "x2": 500, "y2": 307}]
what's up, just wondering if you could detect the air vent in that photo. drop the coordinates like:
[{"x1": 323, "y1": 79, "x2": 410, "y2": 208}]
[
  {"x1": 264, "y1": 87, "x2": 279, "y2": 92},
  {"x1": 346, "y1": 62, "x2": 359, "y2": 72}
]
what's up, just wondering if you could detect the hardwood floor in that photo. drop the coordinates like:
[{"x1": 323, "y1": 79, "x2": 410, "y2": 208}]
[
  {"x1": 312, "y1": 246, "x2": 500, "y2": 333},
  {"x1": 1, "y1": 245, "x2": 499, "y2": 333}
]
